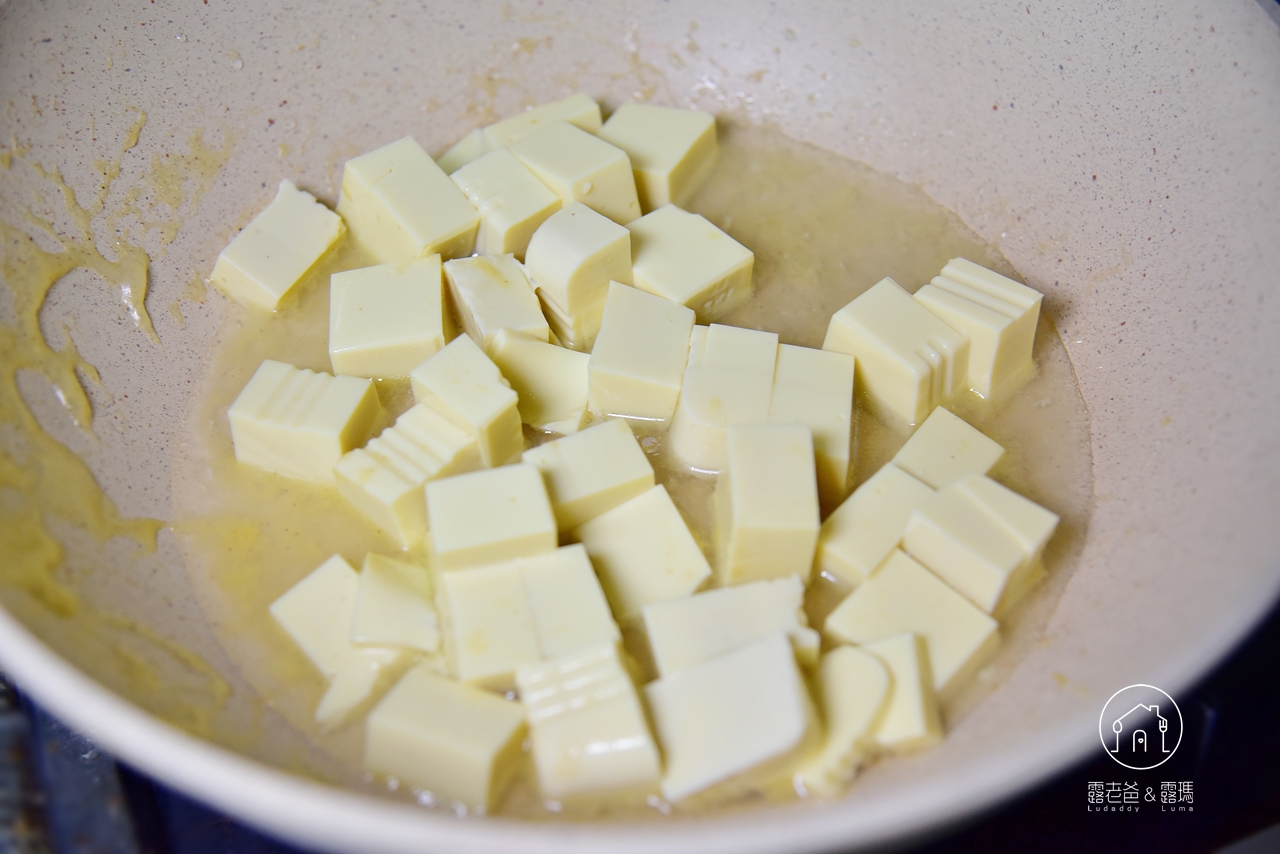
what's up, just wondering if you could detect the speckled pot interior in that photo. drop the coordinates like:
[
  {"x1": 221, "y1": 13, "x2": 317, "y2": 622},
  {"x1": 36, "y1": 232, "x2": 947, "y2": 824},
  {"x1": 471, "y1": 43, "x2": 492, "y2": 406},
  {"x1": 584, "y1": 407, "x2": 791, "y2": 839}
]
[{"x1": 0, "y1": 2, "x2": 1278, "y2": 852}]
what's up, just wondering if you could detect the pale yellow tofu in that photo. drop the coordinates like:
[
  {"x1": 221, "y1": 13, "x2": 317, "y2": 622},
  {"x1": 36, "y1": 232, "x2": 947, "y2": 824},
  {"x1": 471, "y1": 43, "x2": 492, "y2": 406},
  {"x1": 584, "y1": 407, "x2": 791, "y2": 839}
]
[
  {"x1": 350, "y1": 553, "x2": 439, "y2": 654},
  {"x1": 714, "y1": 423, "x2": 820, "y2": 585},
  {"x1": 644, "y1": 632, "x2": 815, "y2": 803},
  {"x1": 769, "y1": 344, "x2": 856, "y2": 512},
  {"x1": 444, "y1": 254, "x2": 549, "y2": 349},
  {"x1": 598, "y1": 104, "x2": 718, "y2": 212},
  {"x1": 438, "y1": 558, "x2": 542, "y2": 690},
  {"x1": 864, "y1": 634, "x2": 943, "y2": 753},
  {"x1": 574, "y1": 484, "x2": 711, "y2": 622},
  {"x1": 486, "y1": 329, "x2": 590, "y2": 435},
  {"x1": 588, "y1": 281, "x2": 696, "y2": 424},
  {"x1": 823, "y1": 277, "x2": 970, "y2": 427},
  {"x1": 482, "y1": 93, "x2": 603, "y2": 149},
  {"x1": 520, "y1": 545, "x2": 621, "y2": 660},
  {"x1": 669, "y1": 324, "x2": 778, "y2": 474},
  {"x1": 508, "y1": 121, "x2": 640, "y2": 225},
  {"x1": 315, "y1": 646, "x2": 404, "y2": 727},
  {"x1": 797, "y1": 644, "x2": 891, "y2": 795},
  {"x1": 337, "y1": 136, "x2": 478, "y2": 263},
  {"x1": 642, "y1": 576, "x2": 819, "y2": 678},
  {"x1": 451, "y1": 147, "x2": 562, "y2": 260},
  {"x1": 914, "y1": 258, "x2": 1042, "y2": 400},
  {"x1": 522, "y1": 418, "x2": 654, "y2": 532},
  {"x1": 328, "y1": 256, "x2": 449, "y2": 379},
  {"x1": 409, "y1": 334, "x2": 523, "y2": 467},
  {"x1": 211, "y1": 179, "x2": 345, "y2": 311},
  {"x1": 903, "y1": 473, "x2": 1058, "y2": 615},
  {"x1": 814, "y1": 462, "x2": 934, "y2": 591},
  {"x1": 334, "y1": 403, "x2": 481, "y2": 548},
  {"x1": 364, "y1": 663, "x2": 526, "y2": 813},
  {"x1": 523, "y1": 202, "x2": 632, "y2": 352},
  {"x1": 824, "y1": 550, "x2": 999, "y2": 701},
  {"x1": 628, "y1": 205, "x2": 754, "y2": 322},
  {"x1": 427, "y1": 463, "x2": 558, "y2": 572},
  {"x1": 517, "y1": 642, "x2": 660, "y2": 800},
  {"x1": 892, "y1": 406, "x2": 1004, "y2": 490},
  {"x1": 228, "y1": 359, "x2": 382, "y2": 486},
  {"x1": 437, "y1": 128, "x2": 488, "y2": 174}
]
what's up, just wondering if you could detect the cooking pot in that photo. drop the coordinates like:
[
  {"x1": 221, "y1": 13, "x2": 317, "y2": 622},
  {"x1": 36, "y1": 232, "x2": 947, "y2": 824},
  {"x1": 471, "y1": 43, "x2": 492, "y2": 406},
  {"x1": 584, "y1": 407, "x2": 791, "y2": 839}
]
[{"x1": 1, "y1": 1, "x2": 1278, "y2": 852}]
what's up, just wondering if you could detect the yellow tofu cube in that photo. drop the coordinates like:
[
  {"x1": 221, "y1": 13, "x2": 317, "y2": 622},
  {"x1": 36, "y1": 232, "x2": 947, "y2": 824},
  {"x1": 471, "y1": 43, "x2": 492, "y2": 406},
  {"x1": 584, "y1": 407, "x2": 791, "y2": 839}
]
[
  {"x1": 450, "y1": 147, "x2": 562, "y2": 260},
  {"x1": 587, "y1": 281, "x2": 696, "y2": 424},
  {"x1": 797, "y1": 644, "x2": 891, "y2": 795},
  {"x1": 350, "y1": 553, "x2": 439, "y2": 654},
  {"x1": 509, "y1": 121, "x2": 640, "y2": 225},
  {"x1": 864, "y1": 633, "x2": 943, "y2": 753},
  {"x1": 714, "y1": 423, "x2": 820, "y2": 585},
  {"x1": 426, "y1": 463, "x2": 558, "y2": 572},
  {"x1": 486, "y1": 329, "x2": 590, "y2": 435},
  {"x1": 482, "y1": 93, "x2": 602, "y2": 149},
  {"x1": 337, "y1": 136, "x2": 478, "y2": 263},
  {"x1": 823, "y1": 277, "x2": 970, "y2": 427},
  {"x1": 522, "y1": 418, "x2": 654, "y2": 532},
  {"x1": 328, "y1": 256, "x2": 449, "y2": 379},
  {"x1": 364, "y1": 664, "x2": 526, "y2": 812},
  {"x1": 598, "y1": 104, "x2": 718, "y2": 212},
  {"x1": 211, "y1": 179, "x2": 345, "y2": 311},
  {"x1": 892, "y1": 406, "x2": 1004, "y2": 490},
  {"x1": 443, "y1": 254, "x2": 549, "y2": 349},
  {"x1": 769, "y1": 343, "x2": 856, "y2": 512},
  {"x1": 436, "y1": 127, "x2": 487, "y2": 174},
  {"x1": 628, "y1": 205, "x2": 754, "y2": 322},
  {"x1": 228, "y1": 359, "x2": 382, "y2": 485}
]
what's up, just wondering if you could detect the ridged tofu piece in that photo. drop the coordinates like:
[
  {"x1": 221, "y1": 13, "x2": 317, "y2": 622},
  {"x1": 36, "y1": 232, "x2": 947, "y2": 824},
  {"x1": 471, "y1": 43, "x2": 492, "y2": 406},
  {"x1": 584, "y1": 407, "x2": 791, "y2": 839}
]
[
  {"x1": 509, "y1": 121, "x2": 640, "y2": 225},
  {"x1": 522, "y1": 418, "x2": 654, "y2": 533},
  {"x1": 334, "y1": 404, "x2": 481, "y2": 547},
  {"x1": 864, "y1": 633, "x2": 943, "y2": 753},
  {"x1": 823, "y1": 277, "x2": 970, "y2": 427},
  {"x1": 228, "y1": 359, "x2": 382, "y2": 486},
  {"x1": 482, "y1": 93, "x2": 602, "y2": 149},
  {"x1": 714, "y1": 423, "x2": 820, "y2": 586},
  {"x1": 451, "y1": 148, "x2": 561, "y2": 261},
  {"x1": 487, "y1": 329, "x2": 590, "y2": 435},
  {"x1": 769, "y1": 343, "x2": 856, "y2": 513},
  {"x1": 642, "y1": 576, "x2": 819, "y2": 678},
  {"x1": 824, "y1": 550, "x2": 999, "y2": 702},
  {"x1": 598, "y1": 104, "x2": 718, "y2": 212},
  {"x1": 350, "y1": 553, "x2": 439, "y2": 654},
  {"x1": 444, "y1": 254, "x2": 549, "y2": 349},
  {"x1": 328, "y1": 256, "x2": 450, "y2": 379},
  {"x1": 365, "y1": 664, "x2": 526, "y2": 813},
  {"x1": 892, "y1": 406, "x2": 1004, "y2": 490},
  {"x1": 797, "y1": 645, "x2": 891, "y2": 795},
  {"x1": 211, "y1": 179, "x2": 345, "y2": 311},
  {"x1": 516, "y1": 642, "x2": 660, "y2": 801},
  {"x1": 427, "y1": 463, "x2": 558, "y2": 572},
  {"x1": 628, "y1": 205, "x2": 753, "y2": 323},
  {"x1": 409, "y1": 334, "x2": 523, "y2": 468},
  {"x1": 645, "y1": 632, "x2": 815, "y2": 803}
]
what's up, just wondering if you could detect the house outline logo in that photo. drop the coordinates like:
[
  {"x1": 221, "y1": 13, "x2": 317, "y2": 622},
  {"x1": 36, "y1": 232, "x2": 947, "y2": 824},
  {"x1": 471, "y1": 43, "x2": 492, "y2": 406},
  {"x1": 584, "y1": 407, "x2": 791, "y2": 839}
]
[{"x1": 1098, "y1": 684, "x2": 1183, "y2": 770}]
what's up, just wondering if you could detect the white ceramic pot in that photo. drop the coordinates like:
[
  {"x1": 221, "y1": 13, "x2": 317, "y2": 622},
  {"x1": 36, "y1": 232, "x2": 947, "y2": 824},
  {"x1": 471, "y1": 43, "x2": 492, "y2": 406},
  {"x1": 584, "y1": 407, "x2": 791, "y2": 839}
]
[{"x1": 0, "y1": 1, "x2": 1277, "y2": 852}]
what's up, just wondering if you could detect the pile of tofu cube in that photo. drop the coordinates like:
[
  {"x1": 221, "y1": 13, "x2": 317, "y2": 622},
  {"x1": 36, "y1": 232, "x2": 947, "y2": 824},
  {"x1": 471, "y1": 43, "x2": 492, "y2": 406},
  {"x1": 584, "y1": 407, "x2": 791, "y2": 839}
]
[{"x1": 212, "y1": 94, "x2": 1060, "y2": 813}]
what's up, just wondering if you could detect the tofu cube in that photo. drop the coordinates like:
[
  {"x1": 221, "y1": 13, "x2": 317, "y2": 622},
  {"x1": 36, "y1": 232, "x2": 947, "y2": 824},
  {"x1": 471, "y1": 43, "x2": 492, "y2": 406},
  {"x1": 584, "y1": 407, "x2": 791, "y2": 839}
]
[
  {"x1": 797, "y1": 645, "x2": 891, "y2": 795},
  {"x1": 769, "y1": 344, "x2": 856, "y2": 512},
  {"x1": 903, "y1": 473, "x2": 1059, "y2": 615},
  {"x1": 337, "y1": 136, "x2": 479, "y2": 264},
  {"x1": 451, "y1": 147, "x2": 562, "y2": 260},
  {"x1": 350, "y1": 553, "x2": 439, "y2": 654},
  {"x1": 823, "y1": 277, "x2": 970, "y2": 427},
  {"x1": 364, "y1": 664, "x2": 526, "y2": 812},
  {"x1": 520, "y1": 545, "x2": 621, "y2": 661},
  {"x1": 864, "y1": 634, "x2": 943, "y2": 753},
  {"x1": 409, "y1": 334, "x2": 523, "y2": 467},
  {"x1": 509, "y1": 121, "x2": 640, "y2": 225},
  {"x1": 315, "y1": 646, "x2": 405, "y2": 727},
  {"x1": 522, "y1": 418, "x2": 654, "y2": 532},
  {"x1": 328, "y1": 256, "x2": 450, "y2": 379},
  {"x1": 443, "y1": 254, "x2": 549, "y2": 349},
  {"x1": 334, "y1": 404, "x2": 481, "y2": 548},
  {"x1": 628, "y1": 205, "x2": 754, "y2": 322},
  {"x1": 228, "y1": 359, "x2": 382, "y2": 486},
  {"x1": 597, "y1": 104, "x2": 718, "y2": 212},
  {"x1": 523, "y1": 202, "x2": 632, "y2": 352},
  {"x1": 824, "y1": 550, "x2": 999, "y2": 701},
  {"x1": 587, "y1": 281, "x2": 696, "y2": 424},
  {"x1": 914, "y1": 258, "x2": 1042, "y2": 399},
  {"x1": 644, "y1": 632, "x2": 815, "y2": 803},
  {"x1": 642, "y1": 576, "x2": 819, "y2": 678},
  {"x1": 482, "y1": 93, "x2": 602, "y2": 149},
  {"x1": 517, "y1": 643, "x2": 660, "y2": 801},
  {"x1": 211, "y1": 179, "x2": 345, "y2": 311},
  {"x1": 892, "y1": 406, "x2": 1005, "y2": 490},
  {"x1": 669, "y1": 324, "x2": 778, "y2": 474},
  {"x1": 486, "y1": 329, "x2": 590, "y2": 435},
  {"x1": 574, "y1": 484, "x2": 712, "y2": 622},
  {"x1": 427, "y1": 463, "x2": 558, "y2": 572},
  {"x1": 814, "y1": 462, "x2": 934, "y2": 591},
  {"x1": 714, "y1": 423, "x2": 820, "y2": 586},
  {"x1": 436, "y1": 127, "x2": 488, "y2": 174}
]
